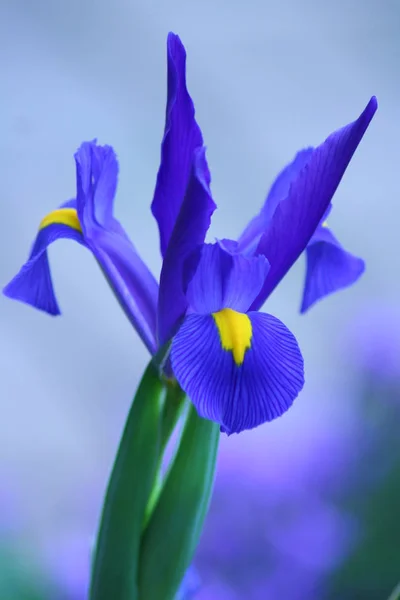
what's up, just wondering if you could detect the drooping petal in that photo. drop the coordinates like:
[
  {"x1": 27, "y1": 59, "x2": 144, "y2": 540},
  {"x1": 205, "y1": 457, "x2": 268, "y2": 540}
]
[
  {"x1": 3, "y1": 220, "x2": 85, "y2": 315},
  {"x1": 4, "y1": 141, "x2": 159, "y2": 355},
  {"x1": 158, "y1": 147, "x2": 216, "y2": 345},
  {"x1": 186, "y1": 241, "x2": 269, "y2": 314},
  {"x1": 250, "y1": 96, "x2": 377, "y2": 310},
  {"x1": 151, "y1": 33, "x2": 210, "y2": 257},
  {"x1": 301, "y1": 225, "x2": 365, "y2": 313},
  {"x1": 171, "y1": 311, "x2": 304, "y2": 434},
  {"x1": 238, "y1": 148, "x2": 313, "y2": 253}
]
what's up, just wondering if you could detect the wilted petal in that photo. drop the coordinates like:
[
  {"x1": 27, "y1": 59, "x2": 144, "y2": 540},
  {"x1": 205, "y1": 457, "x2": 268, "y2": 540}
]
[
  {"x1": 151, "y1": 33, "x2": 209, "y2": 257},
  {"x1": 186, "y1": 241, "x2": 269, "y2": 314},
  {"x1": 250, "y1": 96, "x2": 377, "y2": 310},
  {"x1": 158, "y1": 147, "x2": 216, "y2": 345},
  {"x1": 171, "y1": 311, "x2": 304, "y2": 434},
  {"x1": 301, "y1": 225, "x2": 364, "y2": 313}
]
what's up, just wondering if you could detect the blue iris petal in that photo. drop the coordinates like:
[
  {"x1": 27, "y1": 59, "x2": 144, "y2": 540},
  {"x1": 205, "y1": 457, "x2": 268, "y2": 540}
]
[
  {"x1": 301, "y1": 225, "x2": 365, "y2": 313},
  {"x1": 186, "y1": 242, "x2": 270, "y2": 314},
  {"x1": 158, "y1": 147, "x2": 216, "y2": 345},
  {"x1": 247, "y1": 97, "x2": 377, "y2": 310},
  {"x1": 238, "y1": 148, "x2": 313, "y2": 253},
  {"x1": 151, "y1": 33, "x2": 210, "y2": 258},
  {"x1": 171, "y1": 311, "x2": 304, "y2": 434},
  {"x1": 3, "y1": 141, "x2": 159, "y2": 354},
  {"x1": 3, "y1": 224, "x2": 85, "y2": 315}
]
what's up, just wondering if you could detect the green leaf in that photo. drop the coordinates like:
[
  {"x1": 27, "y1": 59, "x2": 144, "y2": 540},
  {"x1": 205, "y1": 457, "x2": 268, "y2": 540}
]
[
  {"x1": 138, "y1": 403, "x2": 220, "y2": 600},
  {"x1": 89, "y1": 360, "x2": 165, "y2": 600}
]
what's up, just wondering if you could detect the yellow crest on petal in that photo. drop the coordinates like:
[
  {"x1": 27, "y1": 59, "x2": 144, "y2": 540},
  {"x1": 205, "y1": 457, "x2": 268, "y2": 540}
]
[
  {"x1": 39, "y1": 208, "x2": 82, "y2": 232},
  {"x1": 212, "y1": 308, "x2": 252, "y2": 365}
]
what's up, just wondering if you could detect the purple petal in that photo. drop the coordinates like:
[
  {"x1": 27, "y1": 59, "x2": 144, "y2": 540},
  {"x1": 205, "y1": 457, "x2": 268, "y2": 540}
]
[
  {"x1": 74, "y1": 141, "x2": 159, "y2": 354},
  {"x1": 301, "y1": 225, "x2": 365, "y2": 313},
  {"x1": 75, "y1": 141, "x2": 118, "y2": 232},
  {"x1": 171, "y1": 311, "x2": 304, "y2": 434},
  {"x1": 91, "y1": 231, "x2": 159, "y2": 354},
  {"x1": 3, "y1": 222, "x2": 85, "y2": 315},
  {"x1": 250, "y1": 96, "x2": 377, "y2": 310},
  {"x1": 238, "y1": 148, "x2": 313, "y2": 253},
  {"x1": 158, "y1": 147, "x2": 216, "y2": 345},
  {"x1": 4, "y1": 141, "x2": 159, "y2": 355},
  {"x1": 151, "y1": 33, "x2": 209, "y2": 257},
  {"x1": 186, "y1": 242, "x2": 269, "y2": 314}
]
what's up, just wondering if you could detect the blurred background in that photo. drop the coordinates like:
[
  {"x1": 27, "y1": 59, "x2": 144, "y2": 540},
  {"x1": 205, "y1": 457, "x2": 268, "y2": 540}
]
[{"x1": 0, "y1": 0, "x2": 399, "y2": 598}]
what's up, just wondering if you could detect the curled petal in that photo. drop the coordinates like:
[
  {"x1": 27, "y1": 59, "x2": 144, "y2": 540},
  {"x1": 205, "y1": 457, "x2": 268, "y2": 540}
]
[
  {"x1": 301, "y1": 225, "x2": 365, "y2": 313},
  {"x1": 158, "y1": 147, "x2": 216, "y2": 345},
  {"x1": 151, "y1": 33, "x2": 209, "y2": 257},
  {"x1": 171, "y1": 311, "x2": 304, "y2": 434},
  {"x1": 250, "y1": 96, "x2": 377, "y2": 310},
  {"x1": 3, "y1": 221, "x2": 85, "y2": 315},
  {"x1": 4, "y1": 141, "x2": 159, "y2": 354},
  {"x1": 186, "y1": 242, "x2": 269, "y2": 314}
]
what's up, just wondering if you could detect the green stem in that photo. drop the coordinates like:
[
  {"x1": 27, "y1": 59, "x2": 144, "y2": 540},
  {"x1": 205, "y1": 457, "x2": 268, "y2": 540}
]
[
  {"x1": 138, "y1": 404, "x2": 220, "y2": 600},
  {"x1": 89, "y1": 361, "x2": 165, "y2": 600}
]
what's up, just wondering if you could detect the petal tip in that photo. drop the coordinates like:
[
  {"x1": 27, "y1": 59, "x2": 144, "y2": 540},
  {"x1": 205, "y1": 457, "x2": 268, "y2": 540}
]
[
  {"x1": 3, "y1": 278, "x2": 62, "y2": 316},
  {"x1": 167, "y1": 32, "x2": 186, "y2": 61}
]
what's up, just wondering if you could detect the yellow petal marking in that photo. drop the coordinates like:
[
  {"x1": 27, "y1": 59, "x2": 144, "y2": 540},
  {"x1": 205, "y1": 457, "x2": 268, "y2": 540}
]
[
  {"x1": 212, "y1": 308, "x2": 252, "y2": 366},
  {"x1": 39, "y1": 208, "x2": 82, "y2": 232}
]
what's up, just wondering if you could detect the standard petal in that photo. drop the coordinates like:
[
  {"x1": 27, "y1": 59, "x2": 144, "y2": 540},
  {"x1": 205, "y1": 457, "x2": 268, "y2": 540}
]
[
  {"x1": 151, "y1": 32, "x2": 210, "y2": 257},
  {"x1": 186, "y1": 242, "x2": 270, "y2": 314},
  {"x1": 238, "y1": 148, "x2": 313, "y2": 253},
  {"x1": 74, "y1": 141, "x2": 119, "y2": 235},
  {"x1": 75, "y1": 141, "x2": 159, "y2": 354},
  {"x1": 158, "y1": 147, "x2": 216, "y2": 345},
  {"x1": 250, "y1": 96, "x2": 377, "y2": 310},
  {"x1": 301, "y1": 225, "x2": 365, "y2": 313},
  {"x1": 171, "y1": 311, "x2": 304, "y2": 434},
  {"x1": 3, "y1": 220, "x2": 85, "y2": 315}
]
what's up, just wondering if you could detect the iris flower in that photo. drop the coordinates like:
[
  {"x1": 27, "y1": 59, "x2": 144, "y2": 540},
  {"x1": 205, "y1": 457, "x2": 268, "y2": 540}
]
[{"x1": 3, "y1": 33, "x2": 377, "y2": 434}]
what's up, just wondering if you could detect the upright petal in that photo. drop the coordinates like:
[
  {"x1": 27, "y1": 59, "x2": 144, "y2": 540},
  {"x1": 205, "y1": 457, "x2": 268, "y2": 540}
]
[
  {"x1": 250, "y1": 96, "x2": 377, "y2": 310},
  {"x1": 238, "y1": 148, "x2": 313, "y2": 253},
  {"x1": 75, "y1": 141, "x2": 118, "y2": 232},
  {"x1": 3, "y1": 217, "x2": 85, "y2": 315},
  {"x1": 158, "y1": 147, "x2": 216, "y2": 345},
  {"x1": 74, "y1": 142, "x2": 159, "y2": 353},
  {"x1": 151, "y1": 33, "x2": 209, "y2": 257},
  {"x1": 171, "y1": 311, "x2": 304, "y2": 434},
  {"x1": 301, "y1": 225, "x2": 365, "y2": 313},
  {"x1": 186, "y1": 242, "x2": 270, "y2": 314}
]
